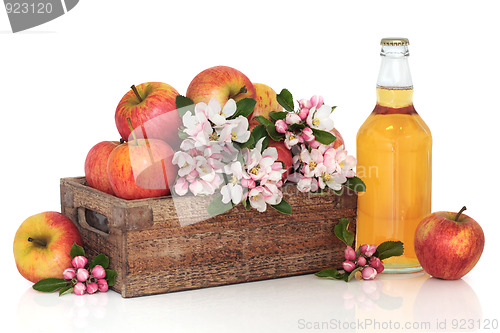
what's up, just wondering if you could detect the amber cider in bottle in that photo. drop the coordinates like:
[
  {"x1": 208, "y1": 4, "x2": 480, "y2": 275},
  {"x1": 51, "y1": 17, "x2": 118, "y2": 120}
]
[{"x1": 356, "y1": 38, "x2": 432, "y2": 273}]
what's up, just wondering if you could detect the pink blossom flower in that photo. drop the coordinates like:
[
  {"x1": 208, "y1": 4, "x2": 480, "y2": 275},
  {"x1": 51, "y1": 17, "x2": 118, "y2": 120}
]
[
  {"x1": 298, "y1": 95, "x2": 324, "y2": 110},
  {"x1": 369, "y1": 257, "x2": 385, "y2": 273},
  {"x1": 72, "y1": 256, "x2": 87, "y2": 269},
  {"x1": 86, "y1": 282, "x2": 98, "y2": 294},
  {"x1": 74, "y1": 282, "x2": 86, "y2": 295},
  {"x1": 298, "y1": 107, "x2": 309, "y2": 120},
  {"x1": 218, "y1": 116, "x2": 250, "y2": 143},
  {"x1": 306, "y1": 104, "x2": 335, "y2": 132},
  {"x1": 247, "y1": 186, "x2": 267, "y2": 212},
  {"x1": 97, "y1": 279, "x2": 109, "y2": 292},
  {"x1": 284, "y1": 131, "x2": 301, "y2": 150},
  {"x1": 92, "y1": 265, "x2": 106, "y2": 279},
  {"x1": 300, "y1": 147, "x2": 325, "y2": 178},
  {"x1": 172, "y1": 151, "x2": 196, "y2": 177},
  {"x1": 361, "y1": 266, "x2": 378, "y2": 280},
  {"x1": 297, "y1": 176, "x2": 319, "y2": 193},
  {"x1": 344, "y1": 246, "x2": 356, "y2": 261},
  {"x1": 76, "y1": 268, "x2": 89, "y2": 282},
  {"x1": 301, "y1": 127, "x2": 315, "y2": 143},
  {"x1": 207, "y1": 98, "x2": 236, "y2": 126},
  {"x1": 285, "y1": 112, "x2": 301, "y2": 125},
  {"x1": 356, "y1": 256, "x2": 367, "y2": 267},
  {"x1": 174, "y1": 177, "x2": 189, "y2": 196},
  {"x1": 275, "y1": 119, "x2": 287, "y2": 133},
  {"x1": 241, "y1": 178, "x2": 256, "y2": 189},
  {"x1": 342, "y1": 260, "x2": 356, "y2": 273},
  {"x1": 360, "y1": 244, "x2": 377, "y2": 257},
  {"x1": 63, "y1": 268, "x2": 76, "y2": 280},
  {"x1": 221, "y1": 183, "x2": 243, "y2": 205}
]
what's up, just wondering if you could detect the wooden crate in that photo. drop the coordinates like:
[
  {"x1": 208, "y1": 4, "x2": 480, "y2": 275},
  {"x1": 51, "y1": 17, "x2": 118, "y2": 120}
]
[{"x1": 60, "y1": 177, "x2": 357, "y2": 298}]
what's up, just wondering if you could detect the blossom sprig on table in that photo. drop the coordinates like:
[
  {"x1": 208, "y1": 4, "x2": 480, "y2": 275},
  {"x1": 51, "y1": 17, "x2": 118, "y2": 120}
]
[
  {"x1": 173, "y1": 95, "x2": 291, "y2": 215},
  {"x1": 253, "y1": 89, "x2": 366, "y2": 195},
  {"x1": 32, "y1": 243, "x2": 117, "y2": 296},
  {"x1": 315, "y1": 219, "x2": 404, "y2": 282}
]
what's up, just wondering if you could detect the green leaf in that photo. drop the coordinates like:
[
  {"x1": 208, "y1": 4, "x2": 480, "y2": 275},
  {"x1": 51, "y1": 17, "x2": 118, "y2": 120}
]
[
  {"x1": 315, "y1": 268, "x2": 345, "y2": 280},
  {"x1": 207, "y1": 195, "x2": 234, "y2": 217},
  {"x1": 271, "y1": 199, "x2": 292, "y2": 215},
  {"x1": 105, "y1": 269, "x2": 117, "y2": 287},
  {"x1": 311, "y1": 128, "x2": 336, "y2": 145},
  {"x1": 374, "y1": 241, "x2": 405, "y2": 261},
  {"x1": 334, "y1": 218, "x2": 354, "y2": 247},
  {"x1": 176, "y1": 95, "x2": 194, "y2": 118},
  {"x1": 33, "y1": 278, "x2": 68, "y2": 293},
  {"x1": 251, "y1": 124, "x2": 269, "y2": 143},
  {"x1": 254, "y1": 115, "x2": 273, "y2": 127},
  {"x1": 232, "y1": 98, "x2": 256, "y2": 119},
  {"x1": 70, "y1": 243, "x2": 85, "y2": 259},
  {"x1": 89, "y1": 253, "x2": 110, "y2": 271},
  {"x1": 59, "y1": 285, "x2": 74, "y2": 296},
  {"x1": 242, "y1": 198, "x2": 251, "y2": 211},
  {"x1": 265, "y1": 124, "x2": 285, "y2": 141},
  {"x1": 344, "y1": 266, "x2": 363, "y2": 282},
  {"x1": 276, "y1": 89, "x2": 294, "y2": 112},
  {"x1": 343, "y1": 176, "x2": 366, "y2": 193},
  {"x1": 178, "y1": 128, "x2": 188, "y2": 140},
  {"x1": 268, "y1": 111, "x2": 287, "y2": 121},
  {"x1": 289, "y1": 122, "x2": 306, "y2": 131}
]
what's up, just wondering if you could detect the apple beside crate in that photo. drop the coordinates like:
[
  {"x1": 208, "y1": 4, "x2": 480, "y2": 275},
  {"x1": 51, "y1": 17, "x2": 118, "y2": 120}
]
[{"x1": 60, "y1": 176, "x2": 357, "y2": 298}]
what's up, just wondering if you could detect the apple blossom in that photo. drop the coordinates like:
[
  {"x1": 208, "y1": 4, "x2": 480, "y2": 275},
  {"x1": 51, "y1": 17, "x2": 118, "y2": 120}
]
[
  {"x1": 369, "y1": 257, "x2": 384, "y2": 274},
  {"x1": 297, "y1": 176, "x2": 319, "y2": 193},
  {"x1": 72, "y1": 256, "x2": 87, "y2": 269},
  {"x1": 342, "y1": 260, "x2": 356, "y2": 273},
  {"x1": 298, "y1": 107, "x2": 309, "y2": 120},
  {"x1": 306, "y1": 104, "x2": 335, "y2": 132},
  {"x1": 284, "y1": 131, "x2": 301, "y2": 150},
  {"x1": 92, "y1": 265, "x2": 106, "y2": 279},
  {"x1": 344, "y1": 246, "x2": 356, "y2": 261},
  {"x1": 301, "y1": 127, "x2": 315, "y2": 143},
  {"x1": 174, "y1": 177, "x2": 189, "y2": 196},
  {"x1": 76, "y1": 268, "x2": 89, "y2": 282},
  {"x1": 360, "y1": 244, "x2": 377, "y2": 257},
  {"x1": 63, "y1": 268, "x2": 76, "y2": 280},
  {"x1": 241, "y1": 178, "x2": 256, "y2": 189},
  {"x1": 218, "y1": 116, "x2": 250, "y2": 143},
  {"x1": 285, "y1": 112, "x2": 301, "y2": 125},
  {"x1": 86, "y1": 282, "x2": 99, "y2": 294},
  {"x1": 221, "y1": 183, "x2": 243, "y2": 205},
  {"x1": 356, "y1": 256, "x2": 367, "y2": 267},
  {"x1": 275, "y1": 119, "x2": 287, "y2": 133},
  {"x1": 97, "y1": 279, "x2": 109, "y2": 292},
  {"x1": 247, "y1": 187, "x2": 267, "y2": 212},
  {"x1": 74, "y1": 282, "x2": 86, "y2": 296},
  {"x1": 361, "y1": 267, "x2": 378, "y2": 280},
  {"x1": 207, "y1": 97, "x2": 236, "y2": 126}
]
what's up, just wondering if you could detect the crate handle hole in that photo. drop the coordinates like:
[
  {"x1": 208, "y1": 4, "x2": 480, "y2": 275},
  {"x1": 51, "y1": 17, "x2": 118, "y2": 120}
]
[{"x1": 77, "y1": 207, "x2": 110, "y2": 236}]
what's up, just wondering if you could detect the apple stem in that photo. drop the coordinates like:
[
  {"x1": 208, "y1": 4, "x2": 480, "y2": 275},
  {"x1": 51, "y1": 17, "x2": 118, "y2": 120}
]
[
  {"x1": 231, "y1": 86, "x2": 247, "y2": 99},
  {"x1": 130, "y1": 85, "x2": 143, "y2": 103},
  {"x1": 455, "y1": 206, "x2": 467, "y2": 221},
  {"x1": 27, "y1": 237, "x2": 47, "y2": 247},
  {"x1": 126, "y1": 117, "x2": 138, "y2": 145}
]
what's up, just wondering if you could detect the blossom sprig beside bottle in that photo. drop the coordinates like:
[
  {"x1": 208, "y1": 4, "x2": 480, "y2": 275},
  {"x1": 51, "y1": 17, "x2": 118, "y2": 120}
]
[
  {"x1": 32, "y1": 243, "x2": 117, "y2": 296},
  {"x1": 315, "y1": 218, "x2": 404, "y2": 282},
  {"x1": 254, "y1": 89, "x2": 366, "y2": 195}
]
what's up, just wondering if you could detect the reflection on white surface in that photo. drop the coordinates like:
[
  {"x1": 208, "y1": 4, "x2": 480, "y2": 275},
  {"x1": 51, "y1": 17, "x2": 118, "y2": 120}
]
[{"x1": 15, "y1": 273, "x2": 483, "y2": 332}]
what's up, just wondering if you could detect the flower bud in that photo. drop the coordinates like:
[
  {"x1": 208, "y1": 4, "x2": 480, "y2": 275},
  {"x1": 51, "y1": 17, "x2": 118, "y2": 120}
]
[
  {"x1": 72, "y1": 256, "x2": 88, "y2": 269},
  {"x1": 361, "y1": 266, "x2": 378, "y2": 280},
  {"x1": 360, "y1": 244, "x2": 377, "y2": 257},
  {"x1": 342, "y1": 260, "x2": 356, "y2": 273},
  {"x1": 369, "y1": 257, "x2": 385, "y2": 274},
  {"x1": 298, "y1": 107, "x2": 310, "y2": 120},
  {"x1": 97, "y1": 279, "x2": 109, "y2": 292},
  {"x1": 301, "y1": 127, "x2": 315, "y2": 142},
  {"x1": 63, "y1": 268, "x2": 76, "y2": 280},
  {"x1": 285, "y1": 112, "x2": 301, "y2": 125},
  {"x1": 275, "y1": 119, "x2": 287, "y2": 133},
  {"x1": 310, "y1": 95, "x2": 324, "y2": 109},
  {"x1": 92, "y1": 265, "x2": 106, "y2": 279},
  {"x1": 344, "y1": 246, "x2": 356, "y2": 261},
  {"x1": 87, "y1": 282, "x2": 98, "y2": 294},
  {"x1": 241, "y1": 178, "x2": 256, "y2": 189},
  {"x1": 356, "y1": 256, "x2": 367, "y2": 267},
  {"x1": 74, "y1": 282, "x2": 86, "y2": 296},
  {"x1": 76, "y1": 268, "x2": 90, "y2": 282}
]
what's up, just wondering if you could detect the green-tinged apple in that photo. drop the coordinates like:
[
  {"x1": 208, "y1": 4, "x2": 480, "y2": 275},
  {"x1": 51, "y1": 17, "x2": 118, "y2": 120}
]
[
  {"x1": 115, "y1": 82, "x2": 181, "y2": 148},
  {"x1": 267, "y1": 139, "x2": 292, "y2": 181},
  {"x1": 186, "y1": 66, "x2": 256, "y2": 117},
  {"x1": 13, "y1": 212, "x2": 83, "y2": 283},
  {"x1": 249, "y1": 83, "x2": 283, "y2": 128},
  {"x1": 84, "y1": 140, "x2": 120, "y2": 195},
  {"x1": 414, "y1": 206, "x2": 485, "y2": 280},
  {"x1": 107, "y1": 138, "x2": 177, "y2": 200}
]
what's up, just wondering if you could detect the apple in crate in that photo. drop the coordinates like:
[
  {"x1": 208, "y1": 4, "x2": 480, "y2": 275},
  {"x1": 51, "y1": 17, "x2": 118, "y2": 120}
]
[
  {"x1": 186, "y1": 66, "x2": 256, "y2": 118},
  {"x1": 84, "y1": 140, "x2": 120, "y2": 195},
  {"x1": 13, "y1": 212, "x2": 83, "y2": 283},
  {"x1": 107, "y1": 138, "x2": 177, "y2": 200},
  {"x1": 115, "y1": 82, "x2": 181, "y2": 147},
  {"x1": 249, "y1": 83, "x2": 283, "y2": 128},
  {"x1": 414, "y1": 206, "x2": 485, "y2": 280}
]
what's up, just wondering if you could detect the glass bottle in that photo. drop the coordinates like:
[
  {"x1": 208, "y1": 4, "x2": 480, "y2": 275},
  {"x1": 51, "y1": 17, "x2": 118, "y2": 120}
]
[{"x1": 356, "y1": 38, "x2": 432, "y2": 273}]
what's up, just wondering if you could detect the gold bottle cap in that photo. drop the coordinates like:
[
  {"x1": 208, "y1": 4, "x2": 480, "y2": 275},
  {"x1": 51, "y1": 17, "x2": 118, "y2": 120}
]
[{"x1": 380, "y1": 38, "x2": 410, "y2": 46}]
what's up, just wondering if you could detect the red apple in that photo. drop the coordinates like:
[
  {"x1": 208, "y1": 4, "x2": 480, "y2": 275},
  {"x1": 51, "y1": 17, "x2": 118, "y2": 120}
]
[
  {"x1": 107, "y1": 138, "x2": 177, "y2": 200},
  {"x1": 249, "y1": 83, "x2": 283, "y2": 128},
  {"x1": 414, "y1": 206, "x2": 485, "y2": 280},
  {"x1": 13, "y1": 211, "x2": 83, "y2": 283},
  {"x1": 115, "y1": 82, "x2": 181, "y2": 148},
  {"x1": 186, "y1": 66, "x2": 256, "y2": 118},
  {"x1": 330, "y1": 127, "x2": 344, "y2": 149},
  {"x1": 267, "y1": 139, "x2": 292, "y2": 181},
  {"x1": 84, "y1": 140, "x2": 120, "y2": 195}
]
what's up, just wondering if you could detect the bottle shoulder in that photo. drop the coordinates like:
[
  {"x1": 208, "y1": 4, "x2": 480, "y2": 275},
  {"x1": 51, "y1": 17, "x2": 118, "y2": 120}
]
[{"x1": 357, "y1": 112, "x2": 432, "y2": 142}]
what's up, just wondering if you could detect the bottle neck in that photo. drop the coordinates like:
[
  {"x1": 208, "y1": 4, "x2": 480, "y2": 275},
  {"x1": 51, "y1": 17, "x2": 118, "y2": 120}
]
[{"x1": 376, "y1": 45, "x2": 413, "y2": 107}]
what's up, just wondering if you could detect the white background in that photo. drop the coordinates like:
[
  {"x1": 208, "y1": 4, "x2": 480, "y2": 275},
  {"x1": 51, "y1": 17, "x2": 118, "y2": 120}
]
[{"x1": 1, "y1": 1, "x2": 499, "y2": 332}]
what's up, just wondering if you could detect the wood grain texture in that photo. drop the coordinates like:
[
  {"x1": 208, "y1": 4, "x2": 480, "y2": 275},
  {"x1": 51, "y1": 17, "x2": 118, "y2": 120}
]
[{"x1": 61, "y1": 177, "x2": 357, "y2": 298}]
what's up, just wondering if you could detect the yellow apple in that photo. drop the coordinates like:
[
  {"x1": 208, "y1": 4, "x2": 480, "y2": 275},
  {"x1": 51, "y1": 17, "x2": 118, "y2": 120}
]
[{"x1": 249, "y1": 83, "x2": 283, "y2": 129}]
